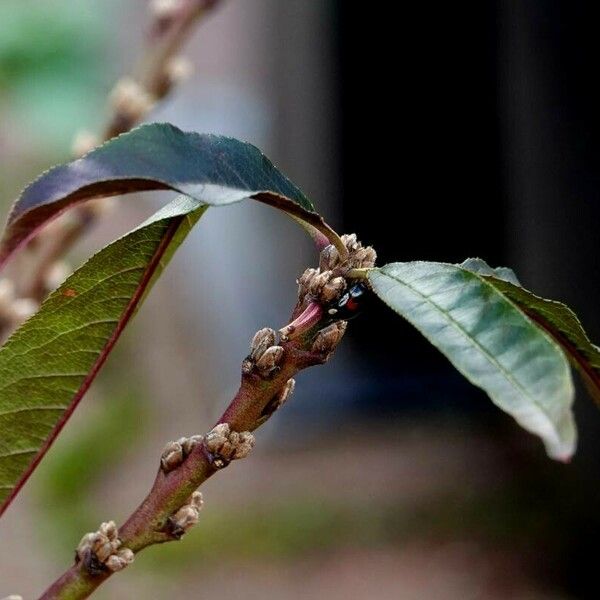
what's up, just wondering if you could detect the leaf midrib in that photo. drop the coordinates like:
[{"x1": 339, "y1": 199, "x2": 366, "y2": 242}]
[{"x1": 376, "y1": 268, "x2": 560, "y2": 430}]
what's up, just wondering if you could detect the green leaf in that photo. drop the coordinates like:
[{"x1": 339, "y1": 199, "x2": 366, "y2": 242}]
[
  {"x1": 460, "y1": 258, "x2": 600, "y2": 406},
  {"x1": 0, "y1": 122, "x2": 333, "y2": 267},
  {"x1": 0, "y1": 125, "x2": 332, "y2": 516},
  {"x1": 0, "y1": 197, "x2": 206, "y2": 515},
  {"x1": 368, "y1": 261, "x2": 576, "y2": 461}
]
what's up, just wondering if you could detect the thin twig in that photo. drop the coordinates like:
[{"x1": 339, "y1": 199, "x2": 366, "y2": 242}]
[
  {"x1": 37, "y1": 234, "x2": 377, "y2": 599},
  {"x1": 39, "y1": 314, "x2": 345, "y2": 600}
]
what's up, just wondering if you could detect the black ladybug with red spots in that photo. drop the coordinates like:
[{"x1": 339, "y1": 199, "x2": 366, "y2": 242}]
[{"x1": 325, "y1": 282, "x2": 370, "y2": 321}]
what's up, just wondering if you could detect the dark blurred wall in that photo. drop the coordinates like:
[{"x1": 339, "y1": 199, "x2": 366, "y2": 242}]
[
  {"x1": 336, "y1": 0, "x2": 600, "y2": 408},
  {"x1": 336, "y1": 3, "x2": 600, "y2": 598}
]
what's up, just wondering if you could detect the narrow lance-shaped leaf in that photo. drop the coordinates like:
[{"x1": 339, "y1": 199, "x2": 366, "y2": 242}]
[
  {"x1": 0, "y1": 197, "x2": 206, "y2": 516},
  {"x1": 0, "y1": 122, "x2": 338, "y2": 267},
  {"x1": 368, "y1": 261, "x2": 576, "y2": 461}
]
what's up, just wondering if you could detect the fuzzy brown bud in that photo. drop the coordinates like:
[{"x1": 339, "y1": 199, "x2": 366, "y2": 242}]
[
  {"x1": 312, "y1": 321, "x2": 347, "y2": 356},
  {"x1": 359, "y1": 246, "x2": 377, "y2": 268},
  {"x1": 308, "y1": 271, "x2": 333, "y2": 297},
  {"x1": 76, "y1": 521, "x2": 132, "y2": 573},
  {"x1": 319, "y1": 245, "x2": 340, "y2": 272},
  {"x1": 161, "y1": 434, "x2": 204, "y2": 472},
  {"x1": 204, "y1": 423, "x2": 255, "y2": 467},
  {"x1": 255, "y1": 345, "x2": 284, "y2": 376},
  {"x1": 170, "y1": 491, "x2": 204, "y2": 535},
  {"x1": 105, "y1": 548, "x2": 134, "y2": 573},
  {"x1": 109, "y1": 78, "x2": 156, "y2": 121},
  {"x1": 298, "y1": 267, "x2": 319, "y2": 298},
  {"x1": 161, "y1": 439, "x2": 184, "y2": 472},
  {"x1": 166, "y1": 56, "x2": 193, "y2": 85},
  {"x1": 182, "y1": 434, "x2": 204, "y2": 456},
  {"x1": 342, "y1": 233, "x2": 359, "y2": 252},
  {"x1": 257, "y1": 378, "x2": 296, "y2": 427},
  {"x1": 320, "y1": 276, "x2": 346, "y2": 304},
  {"x1": 250, "y1": 327, "x2": 276, "y2": 360},
  {"x1": 277, "y1": 378, "x2": 296, "y2": 408}
]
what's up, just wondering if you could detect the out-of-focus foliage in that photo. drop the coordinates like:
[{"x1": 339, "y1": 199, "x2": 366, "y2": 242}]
[{"x1": 0, "y1": 0, "x2": 111, "y2": 149}]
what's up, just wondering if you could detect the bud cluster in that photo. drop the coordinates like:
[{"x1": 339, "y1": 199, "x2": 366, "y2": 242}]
[
  {"x1": 169, "y1": 491, "x2": 204, "y2": 537},
  {"x1": 204, "y1": 423, "x2": 255, "y2": 469},
  {"x1": 298, "y1": 234, "x2": 376, "y2": 305},
  {"x1": 160, "y1": 434, "x2": 204, "y2": 473},
  {"x1": 244, "y1": 327, "x2": 285, "y2": 378},
  {"x1": 76, "y1": 521, "x2": 134, "y2": 574}
]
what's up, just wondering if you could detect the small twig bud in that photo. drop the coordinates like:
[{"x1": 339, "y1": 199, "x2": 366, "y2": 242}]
[
  {"x1": 166, "y1": 56, "x2": 193, "y2": 85},
  {"x1": 278, "y1": 378, "x2": 296, "y2": 408},
  {"x1": 9, "y1": 298, "x2": 38, "y2": 322},
  {"x1": 298, "y1": 267, "x2": 319, "y2": 299},
  {"x1": 76, "y1": 521, "x2": 134, "y2": 574},
  {"x1": 169, "y1": 491, "x2": 204, "y2": 538},
  {"x1": 250, "y1": 327, "x2": 276, "y2": 361},
  {"x1": 161, "y1": 439, "x2": 184, "y2": 472},
  {"x1": 204, "y1": 423, "x2": 255, "y2": 468},
  {"x1": 312, "y1": 321, "x2": 347, "y2": 357},
  {"x1": 182, "y1": 434, "x2": 204, "y2": 456},
  {"x1": 45, "y1": 261, "x2": 72, "y2": 292},
  {"x1": 320, "y1": 276, "x2": 346, "y2": 303},
  {"x1": 308, "y1": 271, "x2": 333, "y2": 297},
  {"x1": 150, "y1": 0, "x2": 183, "y2": 18},
  {"x1": 255, "y1": 345, "x2": 284, "y2": 376},
  {"x1": 315, "y1": 234, "x2": 377, "y2": 278},
  {"x1": 256, "y1": 378, "x2": 296, "y2": 426},
  {"x1": 161, "y1": 435, "x2": 204, "y2": 472},
  {"x1": 105, "y1": 548, "x2": 134, "y2": 573},
  {"x1": 342, "y1": 233, "x2": 359, "y2": 252},
  {"x1": 319, "y1": 245, "x2": 340, "y2": 272},
  {"x1": 109, "y1": 78, "x2": 156, "y2": 122},
  {"x1": 71, "y1": 130, "x2": 100, "y2": 157}
]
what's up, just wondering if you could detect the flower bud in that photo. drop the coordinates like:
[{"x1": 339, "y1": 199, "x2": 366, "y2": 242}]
[
  {"x1": 308, "y1": 271, "x2": 332, "y2": 297},
  {"x1": 160, "y1": 440, "x2": 184, "y2": 472},
  {"x1": 342, "y1": 233, "x2": 359, "y2": 252},
  {"x1": 105, "y1": 548, "x2": 134, "y2": 573},
  {"x1": 255, "y1": 345, "x2": 284, "y2": 376},
  {"x1": 319, "y1": 245, "x2": 340, "y2": 271},
  {"x1": 250, "y1": 327, "x2": 276, "y2": 360},
  {"x1": 110, "y1": 78, "x2": 156, "y2": 121},
  {"x1": 320, "y1": 276, "x2": 346, "y2": 303},
  {"x1": 204, "y1": 423, "x2": 255, "y2": 466},
  {"x1": 182, "y1": 434, "x2": 204, "y2": 456},
  {"x1": 312, "y1": 321, "x2": 347, "y2": 356}
]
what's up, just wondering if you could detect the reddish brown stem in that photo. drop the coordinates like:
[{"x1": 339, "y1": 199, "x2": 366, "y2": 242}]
[{"x1": 38, "y1": 319, "x2": 336, "y2": 600}]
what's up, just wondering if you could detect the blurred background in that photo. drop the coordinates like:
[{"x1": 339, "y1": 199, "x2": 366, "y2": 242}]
[{"x1": 1, "y1": 1, "x2": 600, "y2": 598}]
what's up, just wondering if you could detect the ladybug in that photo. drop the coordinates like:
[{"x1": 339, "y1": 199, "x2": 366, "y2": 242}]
[{"x1": 326, "y1": 282, "x2": 370, "y2": 321}]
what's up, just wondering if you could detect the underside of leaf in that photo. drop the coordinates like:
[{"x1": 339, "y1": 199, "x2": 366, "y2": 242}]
[{"x1": 0, "y1": 198, "x2": 206, "y2": 516}]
